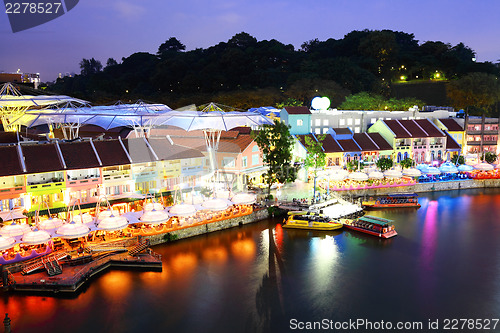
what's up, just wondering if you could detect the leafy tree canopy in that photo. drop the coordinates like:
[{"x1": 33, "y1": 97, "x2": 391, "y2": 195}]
[{"x1": 376, "y1": 157, "x2": 393, "y2": 171}]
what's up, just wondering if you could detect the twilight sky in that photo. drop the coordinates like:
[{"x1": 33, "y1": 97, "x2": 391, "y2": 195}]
[{"x1": 1, "y1": 0, "x2": 499, "y2": 82}]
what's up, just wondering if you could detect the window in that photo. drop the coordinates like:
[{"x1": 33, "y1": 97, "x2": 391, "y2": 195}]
[
  {"x1": 315, "y1": 119, "x2": 321, "y2": 126},
  {"x1": 297, "y1": 119, "x2": 303, "y2": 126},
  {"x1": 354, "y1": 119, "x2": 360, "y2": 125},
  {"x1": 223, "y1": 158, "x2": 235, "y2": 168},
  {"x1": 354, "y1": 127, "x2": 360, "y2": 133},
  {"x1": 242, "y1": 156, "x2": 248, "y2": 168},
  {"x1": 323, "y1": 119, "x2": 329, "y2": 126},
  {"x1": 371, "y1": 118, "x2": 377, "y2": 124},
  {"x1": 347, "y1": 118, "x2": 353, "y2": 125},
  {"x1": 315, "y1": 128, "x2": 321, "y2": 134},
  {"x1": 339, "y1": 119, "x2": 346, "y2": 126},
  {"x1": 252, "y1": 145, "x2": 259, "y2": 152},
  {"x1": 252, "y1": 154, "x2": 259, "y2": 165}
]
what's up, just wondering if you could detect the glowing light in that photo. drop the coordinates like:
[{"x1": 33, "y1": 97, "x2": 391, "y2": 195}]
[{"x1": 311, "y1": 96, "x2": 331, "y2": 110}]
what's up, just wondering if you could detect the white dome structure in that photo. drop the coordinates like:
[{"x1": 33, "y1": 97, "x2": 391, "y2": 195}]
[
  {"x1": 97, "y1": 214, "x2": 129, "y2": 231},
  {"x1": 22, "y1": 229, "x2": 52, "y2": 245},
  {"x1": 0, "y1": 235, "x2": 16, "y2": 250},
  {"x1": 55, "y1": 221, "x2": 91, "y2": 239},
  {"x1": 0, "y1": 222, "x2": 31, "y2": 237},
  {"x1": 231, "y1": 193, "x2": 256, "y2": 205}
]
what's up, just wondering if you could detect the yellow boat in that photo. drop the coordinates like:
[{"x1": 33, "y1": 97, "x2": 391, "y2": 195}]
[{"x1": 283, "y1": 211, "x2": 343, "y2": 231}]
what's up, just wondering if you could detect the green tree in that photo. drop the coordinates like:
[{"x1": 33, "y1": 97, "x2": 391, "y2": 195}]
[
  {"x1": 304, "y1": 135, "x2": 326, "y2": 202},
  {"x1": 79, "y1": 58, "x2": 102, "y2": 76},
  {"x1": 376, "y1": 157, "x2": 393, "y2": 171},
  {"x1": 446, "y1": 72, "x2": 500, "y2": 116},
  {"x1": 482, "y1": 152, "x2": 498, "y2": 164},
  {"x1": 251, "y1": 119, "x2": 296, "y2": 195},
  {"x1": 157, "y1": 37, "x2": 186, "y2": 58},
  {"x1": 400, "y1": 158, "x2": 413, "y2": 169},
  {"x1": 276, "y1": 98, "x2": 303, "y2": 109},
  {"x1": 451, "y1": 155, "x2": 465, "y2": 165}
]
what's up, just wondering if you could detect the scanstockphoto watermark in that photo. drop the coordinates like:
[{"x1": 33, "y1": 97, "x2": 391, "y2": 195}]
[
  {"x1": 3, "y1": 0, "x2": 79, "y2": 32},
  {"x1": 289, "y1": 318, "x2": 500, "y2": 331}
]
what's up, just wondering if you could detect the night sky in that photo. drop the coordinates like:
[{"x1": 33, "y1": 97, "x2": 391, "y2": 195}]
[{"x1": 1, "y1": 0, "x2": 499, "y2": 82}]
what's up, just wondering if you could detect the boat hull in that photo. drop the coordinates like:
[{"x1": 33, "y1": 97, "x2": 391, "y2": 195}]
[
  {"x1": 283, "y1": 221, "x2": 343, "y2": 231},
  {"x1": 342, "y1": 220, "x2": 397, "y2": 238},
  {"x1": 362, "y1": 203, "x2": 421, "y2": 209}
]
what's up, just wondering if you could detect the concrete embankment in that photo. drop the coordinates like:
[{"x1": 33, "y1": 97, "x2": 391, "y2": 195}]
[
  {"x1": 341, "y1": 179, "x2": 500, "y2": 196},
  {"x1": 145, "y1": 208, "x2": 270, "y2": 246}
]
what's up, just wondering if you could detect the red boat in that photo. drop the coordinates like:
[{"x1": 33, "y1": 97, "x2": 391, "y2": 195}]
[
  {"x1": 362, "y1": 193, "x2": 420, "y2": 209},
  {"x1": 342, "y1": 215, "x2": 397, "y2": 238}
]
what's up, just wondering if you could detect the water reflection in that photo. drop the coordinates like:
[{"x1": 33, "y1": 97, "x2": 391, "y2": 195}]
[{"x1": 3, "y1": 189, "x2": 500, "y2": 332}]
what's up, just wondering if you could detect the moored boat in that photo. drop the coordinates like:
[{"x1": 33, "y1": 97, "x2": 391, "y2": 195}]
[
  {"x1": 283, "y1": 211, "x2": 343, "y2": 231},
  {"x1": 342, "y1": 215, "x2": 397, "y2": 238},
  {"x1": 362, "y1": 193, "x2": 420, "y2": 209}
]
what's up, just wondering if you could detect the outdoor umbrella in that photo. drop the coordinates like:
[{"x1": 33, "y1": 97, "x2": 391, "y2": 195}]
[
  {"x1": 402, "y1": 168, "x2": 422, "y2": 177},
  {"x1": 0, "y1": 235, "x2": 16, "y2": 250},
  {"x1": 231, "y1": 193, "x2": 257, "y2": 205},
  {"x1": 348, "y1": 172, "x2": 368, "y2": 181},
  {"x1": 474, "y1": 163, "x2": 494, "y2": 171},
  {"x1": 22, "y1": 229, "x2": 52, "y2": 245}
]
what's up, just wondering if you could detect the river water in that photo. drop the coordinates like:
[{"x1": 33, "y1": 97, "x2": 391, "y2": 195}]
[{"x1": 2, "y1": 188, "x2": 500, "y2": 332}]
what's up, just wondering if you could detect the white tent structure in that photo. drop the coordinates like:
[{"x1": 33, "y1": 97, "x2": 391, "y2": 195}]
[
  {"x1": 0, "y1": 222, "x2": 31, "y2": 237},
  {"x1": 8, "y1": 100, "x2": 174, "y2": 140},
  {"x1": 384, "y1": 169, "x2": 403, "y2": 178},
  {"x1": 474, "y1": 163, "x2": 494, "y2": 171},
  {"x1": 230, "y1": 193, "x2": 256, "y2": 205},
  {"x1": 348, "y1": 172, "x2": 369, "y2": 181},
  {"x1": 22, "y1": 229, "x2": 52, "y2": 245},
  {"x1": 158, "y1": 103, "x2": 273, "y2": 182},
  {"x1": 55, "y1": 221, "x2": 91, "y2": 239},
  {"x1": 0, "y1": 82, "x2": 88, "y2": 132},
  {"x1": 368, "y1": 171, "x2": 384, "y2": 179},
  {"x1": 169, "y1": 204, "x2": 198, "y2": 217},
  {"x1": 97, "y1": 214, "x2": 129, "y2": 231},
  {"x1": 402, "y1": 168, "x2": 422, "y2": 177},
  {"x1": 0, "y1": 235, "x2": 16, "y2": 251}
]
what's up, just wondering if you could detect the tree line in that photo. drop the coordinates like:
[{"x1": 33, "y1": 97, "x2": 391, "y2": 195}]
[{"x1": 47, "y1": 30, "x2": 500, "y2": 114}]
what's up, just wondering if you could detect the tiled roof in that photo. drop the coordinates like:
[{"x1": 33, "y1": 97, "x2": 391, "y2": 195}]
[
  {"x1": 367, "y1": 133, "x2": 393, "y2": 150},
  {"x1": 402, "y1": 120, "x2": 429, "y2": 138},
  {"x1": 445, "y1": 132, "x2": 461, "y2": 150},
  {"x1": 438, "y1": 118, "x2": 464, "y2": 132},
  {"x1": 337, "y1": 139, "x2": 361, "y2": 152},
  {"x1": 148, "y1": 138, "x2": 204, "y2": 160},
  {"x1": 353, "y1": 133, "x2": 379, "y2": 151},
  {"x1": 321, "y1": 136, "x2": 343, "y2": 153},
  {"x1": 0, "y1": 146, "x2": 23, "y2": 177},
  {"x1": 284, "y1": 106, "x2": 311, "y2": 115},
  {"x1": 414, "y1": 119, "x2": 445, "y2": 137},
  {"x1": 21, "y1": 143, "x2": 64, "y2": 174},
  {"x1": 123, "y1": 138, "x2": 157, "y2": 163},
  {"x1": 58, "y1": 141, "x2": 101, "y2": 170},
  {"x1": 92, "y1": 139, "x2": 130, "y2": 167},
  {"x1": 383, "y1": 120, "x2": 412, "y2": 138}
]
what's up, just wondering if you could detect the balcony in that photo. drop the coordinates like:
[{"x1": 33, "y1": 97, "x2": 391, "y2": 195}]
[
  {"x1": 27, "y1": 181, "x2": 64, "y2": 192},
  {"x1": 102, "y1": 172, "x2": 132, "y2": 182}
]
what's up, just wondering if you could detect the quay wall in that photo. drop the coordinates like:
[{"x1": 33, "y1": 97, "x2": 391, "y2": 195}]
[
  {"x1": 146, "y1": 208, "x2": 269, "y2": 246},
  {"x1": 344, "y1": 179, "x2": 500, "y2": 196}
]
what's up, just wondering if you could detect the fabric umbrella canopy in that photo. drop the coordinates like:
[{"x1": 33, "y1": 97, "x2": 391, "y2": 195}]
[
  {"x1": 439, "y1": 162, "x2": 458, "y2": 173},
  {"x1": 402, "y1": 168, "x2": 422, "y2": 177},
  {"x1": 201, "y1": 198, "x2": 230, "y2": 211},
  {"x1": 55, "y1": 221, "x2": 91, "y2": 239},
  {"x1": 0, "y1": 210, "x2": 27, "y2": 222},
  {"x1": 368, "y1": 171, "x2": 384, "y2": 179},
  {"x1": 458, "y1": 164, "x2": 474, "y2": 172},
  {"x1": 97, "y1": 214, "x2": 129, "y2": 231},
  {"x1": 96, "y1": 209, "x2": 120, "y2": 221},
  {"x1": 384, "y1": 169, "x2": 403, "y2": 178},
  {"x1": 416, "y1": 164, "x2": 429, "y2": 171},
  {"x1": 0, "y1": 222, "x2": 31, "y2": 237},
  {"x1": 425, "y1": 166, "x2": 441, "y2": 175},
  {"x1": 38, "y1": 217, "x2": 65, "y2": 230},
  {"x1": 72, "y1": 213, "x2": 93, "y2": 224},
  {"x1": 0, "y1": 235, "x2": 16, "y2": 250},
  {"x1": 139, "y1": 209, "x2": 170, "y2": 224},
  {"x1": 348, "y1": 172, "x2": 368, "y2": 181},
  {"x1": 143, "y1": 203, "x2": 163, "y2": 212},
  {"x1": 169, "y1": 204, "x2": 198, "y2": 217},
  {"x1": 231, "y1": 193, "x2": 257, "y2": 205},
  {"x1": 22, "y1": 229, "x2": 52, "y2": 245},
  {"x1": 474, "y1": 163, "x2": 494, "y2": 171}
]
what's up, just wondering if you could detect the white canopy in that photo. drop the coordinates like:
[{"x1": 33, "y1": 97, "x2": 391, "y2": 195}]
[
  {"x1": 55, "y1": 221, "x2": 91, "y2": 239},
  {"x1": 0, "y1": 222, "x2": 31, "y2": 237},
  {"x1": 402, "y1": 168, "x2": 422, "y2": 177},
  {"x1": 0, "y1": 235, "x2": 16, "y2": 250},
  {"x1": 348, "y1": 172, "x2": 369, "y2": 181},
  {"x1": 143, "y1": 203, "x2": 164, "y2": 212},
  {"x1": 439, "y1": 162, "x2": 458, "y2": 174},
  {"x1": 139, "y1": 209, "x2": 170, "y2": 224},
  {"x1": 97, "y1": 214, "x2": 129, "y2": 231},
  {"x1": 368, "y1": 171, "x2": 384, "y2": 179},
  {"x1": 384, "y1": 169, "x2": 403, "y2": 178},
  {"x1": 425, "y1": 166, "x2": 441, "y2": 175},
  {"x1": 71, "y1": 213, "x2": 93, "y2": 224},
  {"x1": 474, "y1": 163, "x2": 494, "y2": 171},
  {"x1": 38, "y1": 217, "x2": 65, "y2": 230},
  {"x1": 22, "y1": 229, "x2": 52, "y2": 245},
  {"x1": 230, "y1": 193, "x2": 256, "y2": 205},
  {"x1": 0, "y1": 210, "x2": 27, "y2": 222},
  {"x1": 169, "y1": 204, "x2": 198, "y2": 217},
  {"x1": 200, "y1": 198, "x2": 230, "y2": 211},
  {"x1": 458, "y1": 164, "x2": 474, "y2": 172}
]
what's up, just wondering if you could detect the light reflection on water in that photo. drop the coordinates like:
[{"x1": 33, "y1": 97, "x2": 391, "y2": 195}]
[{"x1": 2, "y1": 188, "x2": 500, "y2": 332}]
